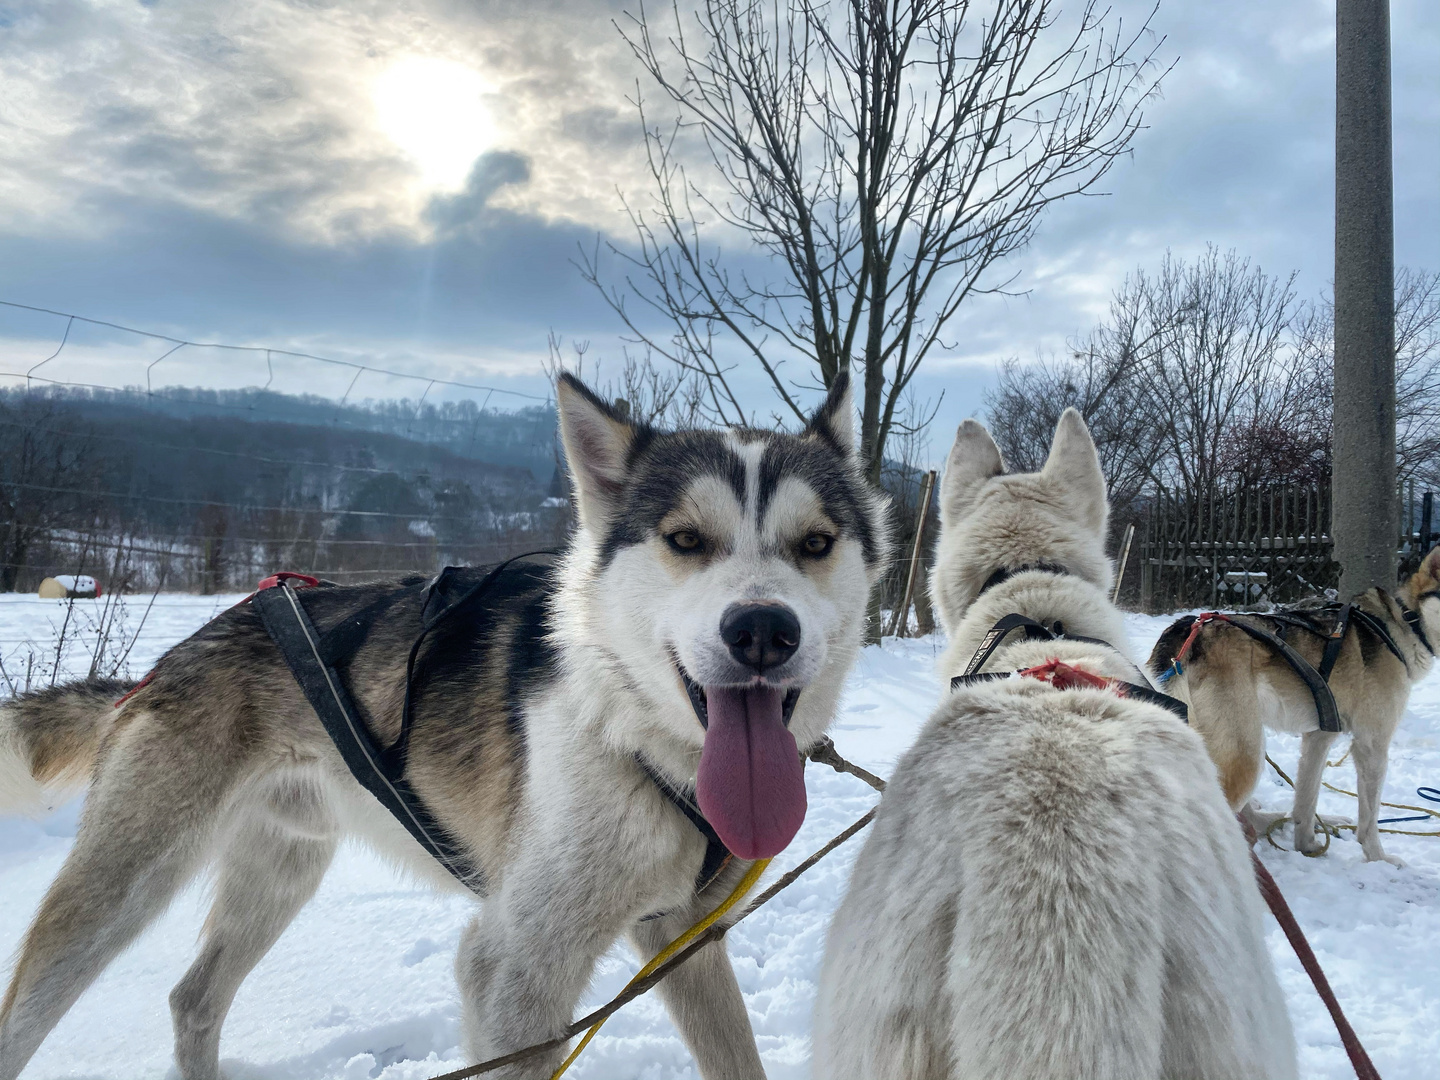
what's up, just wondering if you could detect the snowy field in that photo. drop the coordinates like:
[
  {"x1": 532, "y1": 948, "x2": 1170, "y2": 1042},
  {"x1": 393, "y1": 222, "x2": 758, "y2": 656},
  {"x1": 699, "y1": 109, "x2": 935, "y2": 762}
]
[{"x1": 2, "y1": 593, "x2": 1439, "y2": 1079}]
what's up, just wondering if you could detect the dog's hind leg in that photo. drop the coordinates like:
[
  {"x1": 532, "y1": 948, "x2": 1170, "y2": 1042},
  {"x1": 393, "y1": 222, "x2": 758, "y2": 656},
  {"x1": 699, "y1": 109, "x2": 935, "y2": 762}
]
[
  {"x1": 627, "y1": 888, "x2": 765, "y2": 1080},
  {"x1": 169, "y1": 770, "x2": 338, "y2": 1080},
  {"x1": 1290, "y1": 729, "x2": 1339, "y2": 856},
  {"x1": 1350, "y1": 730, "x2": 1402, "y2": 865},
  {"x1": 0, "y1": 708, "x2": 241, "y2": 1080},
  {"x1": 1188, "y1": 675, "x2": 1265, "y2": 811}
]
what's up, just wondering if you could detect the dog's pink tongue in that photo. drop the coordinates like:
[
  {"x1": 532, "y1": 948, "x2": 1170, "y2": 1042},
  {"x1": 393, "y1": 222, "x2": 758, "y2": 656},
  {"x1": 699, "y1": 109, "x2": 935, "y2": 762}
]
[{"x1": 695, "y1": 685, "x2": 806, "y2": 860}]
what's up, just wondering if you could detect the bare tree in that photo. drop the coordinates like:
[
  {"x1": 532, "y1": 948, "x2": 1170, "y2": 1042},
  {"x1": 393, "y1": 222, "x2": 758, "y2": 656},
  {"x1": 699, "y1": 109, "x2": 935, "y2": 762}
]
[
  {"x1": 585, "y1": 0, "x2": 1165, "y2": 482},
  {"x1": 984, "y1": 334, "x2": 1165, "y2": 527},
  {"x1": 1128, "y1": 248, "x2": 1308, "y2": 497},
  {"x1": 1286, "y1": 266, "x2": 1440, "y2": 487},
  {"x1": 0, "y1": 399, "x2": 104, "y2": 592},
  {"x1": 986, "y1": 247, "x2": 1321, "y2": 512},
  {"x1": 1394, "y1": 268, "x2": 1440, "y2": 486},
  {"x1": 543, "y1": 332, "x2": 707, "y2": 428}
]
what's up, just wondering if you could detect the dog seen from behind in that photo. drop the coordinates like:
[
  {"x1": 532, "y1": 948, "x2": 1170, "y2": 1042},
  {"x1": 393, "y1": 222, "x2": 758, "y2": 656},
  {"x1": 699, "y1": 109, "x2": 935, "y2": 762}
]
[
  {"x1": 0, "y1": 372, "x2": 889, "y2": 1080},
  {"x1": 813, "y1": 409, "x2": 1297, "y2": 1080}
]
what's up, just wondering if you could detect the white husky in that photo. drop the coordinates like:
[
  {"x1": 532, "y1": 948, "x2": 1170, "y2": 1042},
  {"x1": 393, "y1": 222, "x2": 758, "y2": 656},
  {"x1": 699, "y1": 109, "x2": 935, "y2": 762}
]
[{"x1": 813, "y1": 410, "x2": 1296, "y2": 1080}]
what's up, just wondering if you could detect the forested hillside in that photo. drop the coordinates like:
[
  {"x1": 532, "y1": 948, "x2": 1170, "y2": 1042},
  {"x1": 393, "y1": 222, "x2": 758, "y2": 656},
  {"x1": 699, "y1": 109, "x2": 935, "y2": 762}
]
[{"x1": 0, "y1": 386, "x2": 567, "y2": 593}]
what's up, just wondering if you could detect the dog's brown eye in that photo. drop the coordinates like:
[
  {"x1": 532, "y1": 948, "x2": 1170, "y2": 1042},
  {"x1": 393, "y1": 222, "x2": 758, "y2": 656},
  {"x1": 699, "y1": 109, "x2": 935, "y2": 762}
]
[
  {"x1": 802, "y1": 533, "x2": 835, "y2": 557},
  {"x1": 667, "y1": 530, "x2": 705, "y2": 554}
]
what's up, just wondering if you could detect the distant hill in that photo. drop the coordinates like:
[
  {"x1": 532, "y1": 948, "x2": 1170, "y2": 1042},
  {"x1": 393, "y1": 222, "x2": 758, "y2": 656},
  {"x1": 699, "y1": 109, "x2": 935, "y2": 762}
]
[
  {"x1": 0, "y1": 386, "x2": 568, "y2": 592},
  {"x1": 9, "y1": 384, "x2": 559, "y2": 479}
]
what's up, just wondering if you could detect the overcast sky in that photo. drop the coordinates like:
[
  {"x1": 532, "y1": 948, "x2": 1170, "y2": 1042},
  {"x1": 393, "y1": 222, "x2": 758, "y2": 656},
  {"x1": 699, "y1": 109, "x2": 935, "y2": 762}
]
[{"x1": 0, "y1": 0, "x2": 1435, "y2": 457}]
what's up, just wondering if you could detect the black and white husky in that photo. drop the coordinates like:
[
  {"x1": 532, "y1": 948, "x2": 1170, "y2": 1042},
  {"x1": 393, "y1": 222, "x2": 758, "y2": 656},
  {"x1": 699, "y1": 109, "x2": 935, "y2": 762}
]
[
  {"x1": 0, "y1": 373, "x2": 889, "y2": 1080},
  {"x1": 814, "y1": 410, "x2": 1297, "y2": 1080}
]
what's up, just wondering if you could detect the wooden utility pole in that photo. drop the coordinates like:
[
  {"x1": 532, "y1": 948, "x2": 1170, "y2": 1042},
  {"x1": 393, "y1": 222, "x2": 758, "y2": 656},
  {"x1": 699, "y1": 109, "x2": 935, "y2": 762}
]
[{"x1": 1333, "y1": 0, "x2": 1396, "y2": 596}]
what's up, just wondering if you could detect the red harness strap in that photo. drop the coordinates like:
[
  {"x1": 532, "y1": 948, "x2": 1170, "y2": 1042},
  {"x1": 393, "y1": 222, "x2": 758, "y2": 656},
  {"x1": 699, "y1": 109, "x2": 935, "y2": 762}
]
[
  {"x1": 112, "y1": 672, "x2": 155, "y2": 708},
  {"x1": 114, "y1": 571, "x2": 320, "y2": 708},
  {"x1": 255, "y1": 571, "x2": 320, "y2": 592},
  {"x1": 1015, "y1": 658, "x2": 1112, "y2": 691}
]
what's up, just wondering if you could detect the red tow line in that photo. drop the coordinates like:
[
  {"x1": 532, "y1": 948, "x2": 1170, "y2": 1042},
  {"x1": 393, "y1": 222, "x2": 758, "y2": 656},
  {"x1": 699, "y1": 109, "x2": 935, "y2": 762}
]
[
  {"x1": 1238, "y1": 815, "x2": 1381, "y2": 1080},
  {"x1": 113, "y1": 571, "x2": 320, "y2": 708}
]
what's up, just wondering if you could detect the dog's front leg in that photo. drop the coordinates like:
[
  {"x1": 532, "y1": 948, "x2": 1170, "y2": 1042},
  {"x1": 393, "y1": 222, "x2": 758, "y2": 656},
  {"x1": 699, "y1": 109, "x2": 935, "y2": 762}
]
[
  {"x1": 1351, "y1": 731, "x2": 1404, "y2": 865},
  {"x1": 1290, "y1": 728, "x2": 1339, "y2": 855},
  {"x1": 627, "y1": 873, "x2": 767, "y2": 1080},
  {"x1": 455, "y1": 851, "x2": 637, "y2": 1080}
]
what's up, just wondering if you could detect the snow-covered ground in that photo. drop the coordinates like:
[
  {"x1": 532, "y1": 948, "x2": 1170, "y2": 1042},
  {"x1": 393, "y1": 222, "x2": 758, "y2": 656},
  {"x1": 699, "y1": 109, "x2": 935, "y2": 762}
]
[{"x1": 2, "y1": 595, "x2": 1439, "y2": 1079}]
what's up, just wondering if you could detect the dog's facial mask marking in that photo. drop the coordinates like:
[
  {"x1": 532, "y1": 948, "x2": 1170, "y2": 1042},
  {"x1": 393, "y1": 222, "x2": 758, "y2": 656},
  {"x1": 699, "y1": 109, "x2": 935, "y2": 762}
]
[{"x1": 557, "y1": 371, "x2": 884, "y2": 860}]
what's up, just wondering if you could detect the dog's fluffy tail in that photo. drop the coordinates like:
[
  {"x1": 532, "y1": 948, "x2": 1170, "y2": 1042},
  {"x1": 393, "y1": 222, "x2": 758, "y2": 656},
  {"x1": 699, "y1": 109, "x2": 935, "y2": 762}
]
[
  {"x1": 1147, "y1": 614, "x2": 1197, "y2": 673},
  {"x1": 0, "y1": 679, "x2": 132, "y2": 815},
  {"x1": 1147, "y1": 615, "x2": 1197, "y2": 703}
]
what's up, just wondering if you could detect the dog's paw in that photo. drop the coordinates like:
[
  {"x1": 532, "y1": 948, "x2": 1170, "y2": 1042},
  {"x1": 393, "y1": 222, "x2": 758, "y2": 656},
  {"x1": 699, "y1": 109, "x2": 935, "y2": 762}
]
[
  {"x1": 1292, "y1": 826, "x2": 1329, "y2": 856},
  {"x1": 1318, "y1": 813, "x2": 1354, "y2": 828},
  {"x1": 1363, "y1": 847, "x2": 1407, "y2": 868}
]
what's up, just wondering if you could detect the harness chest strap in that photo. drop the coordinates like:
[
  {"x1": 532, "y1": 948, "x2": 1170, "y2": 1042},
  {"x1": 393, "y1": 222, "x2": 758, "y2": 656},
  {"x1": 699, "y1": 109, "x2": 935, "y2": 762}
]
[
  {"x1": 1403, "y1": 589, "x2": 1438, "y2": 655},
  {"x1": 960, "y1": 611, "x2": 1117, "y2": 679},
  {"x1": 253, "y1": 579, "x2": 490, "y2": 895},
  {"x1": 636, "y1": 757, "x2": 734, "y2": 897},
  {"x1": 955, "y1": 611, "x2": 1188, "y2": 720}
]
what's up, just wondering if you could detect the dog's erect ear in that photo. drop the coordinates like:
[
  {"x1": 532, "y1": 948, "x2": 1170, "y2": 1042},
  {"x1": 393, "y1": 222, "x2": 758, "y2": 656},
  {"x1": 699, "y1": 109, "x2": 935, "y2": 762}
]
[
  {"x1": 804, "y1": 371, "x2": 856, "y2": 454},
  {"x1": 939, "y1": 419, "x2": 1004, "y2": 523},
  {"x1": 556, "y1": 373, "x2": 637, "y2": 530},
  {"x1": 1416, "y1": 543, "x2": 1440, "y2": 589},
  {"x1": 1040, "y1": 408, "x2": 1107, "y2": 533}
]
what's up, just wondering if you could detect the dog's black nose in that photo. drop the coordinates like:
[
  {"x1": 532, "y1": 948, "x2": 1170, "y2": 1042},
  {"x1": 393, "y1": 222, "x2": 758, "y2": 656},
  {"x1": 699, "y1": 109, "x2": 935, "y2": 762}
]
[{"x1": 720, "y1": 603, "x2": 801, "y2": 672}]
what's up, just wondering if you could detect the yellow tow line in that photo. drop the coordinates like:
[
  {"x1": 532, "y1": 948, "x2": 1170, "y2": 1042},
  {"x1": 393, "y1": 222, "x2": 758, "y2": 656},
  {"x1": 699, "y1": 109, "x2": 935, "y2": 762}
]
[
  {"x1": 1265, "y1": 753, "x2": 1440, "y2": 855},
  {"x1": 548, "y1": 856, "x2": 773, "y2": 1080}
]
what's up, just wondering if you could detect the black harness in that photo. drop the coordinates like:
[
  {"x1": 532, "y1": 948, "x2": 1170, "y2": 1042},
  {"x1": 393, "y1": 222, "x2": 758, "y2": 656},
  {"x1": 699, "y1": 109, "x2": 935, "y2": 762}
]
[
  {"x1": 952, "y1": 568, "x2": 1189, "y2": 723},
  {"x1": 1402, "y1": 590, "x2": 1439, "y2": 656},
  {"x1": 1157, "y1": 593, "x2": 1434, "y2": 735},
  {"x1": 253, "y1": 553, "x2": 732, "y2": 899},
  {"x1": 635, "y1": 758, "x2": 733, "y2": 897}
]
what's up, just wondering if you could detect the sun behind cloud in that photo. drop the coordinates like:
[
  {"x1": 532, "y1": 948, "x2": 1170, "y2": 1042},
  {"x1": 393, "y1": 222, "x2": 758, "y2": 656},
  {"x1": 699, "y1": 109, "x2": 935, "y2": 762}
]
[{"x1": 372, "y1": 56, "x2": 496, "y2": 192}]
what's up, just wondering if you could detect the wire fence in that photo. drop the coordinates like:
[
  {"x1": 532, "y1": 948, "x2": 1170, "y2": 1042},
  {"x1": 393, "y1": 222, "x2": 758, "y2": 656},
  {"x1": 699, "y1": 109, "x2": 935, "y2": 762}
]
[
  {"x1": 1, "y1": 300, "x2": 576, "y2": 594},
  {"x1": 1, "y1": 298, "x2": 551, "y2": 406}
]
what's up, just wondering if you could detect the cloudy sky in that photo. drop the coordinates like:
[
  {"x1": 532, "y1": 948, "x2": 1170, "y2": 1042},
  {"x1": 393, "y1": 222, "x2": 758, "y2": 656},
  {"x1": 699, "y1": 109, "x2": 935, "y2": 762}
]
[{"x1": 0, "y1": 0, "x2": 1434, "y2": 454}]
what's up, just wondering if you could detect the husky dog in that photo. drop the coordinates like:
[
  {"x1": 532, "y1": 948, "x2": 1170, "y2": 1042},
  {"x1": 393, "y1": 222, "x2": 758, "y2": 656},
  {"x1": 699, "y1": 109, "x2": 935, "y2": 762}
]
[
  {"x1": 1148, "y1": 547, "x2": 1440, "y2": 865},
  {"x1": 0, "y1": 373, "x2": 888, "y2": 1080},
  {"x1": 813, "y1": 411, "x2": 1296, "y2": 1080}
]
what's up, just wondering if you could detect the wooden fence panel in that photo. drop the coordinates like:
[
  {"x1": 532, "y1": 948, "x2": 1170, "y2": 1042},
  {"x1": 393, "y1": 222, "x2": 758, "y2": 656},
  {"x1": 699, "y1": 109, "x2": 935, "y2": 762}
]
[{"x1": 1137, "y1": 482, "x2": 1435, "y2": 612}]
